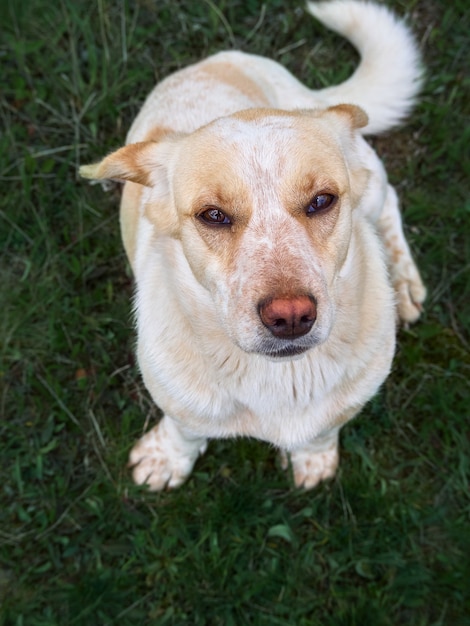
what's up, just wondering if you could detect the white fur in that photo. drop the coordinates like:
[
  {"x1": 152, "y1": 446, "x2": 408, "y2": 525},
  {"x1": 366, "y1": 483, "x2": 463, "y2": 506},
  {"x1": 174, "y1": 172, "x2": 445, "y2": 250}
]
[
  {"x1": 128, "y1": 1, "x2": 423, "y2": 141},
  {"x1": 306, "y1": 0, "x2": 423, "y2": 133},
  {"x1": 81, "y1": 0, "x2": 426, "y2": 491}
]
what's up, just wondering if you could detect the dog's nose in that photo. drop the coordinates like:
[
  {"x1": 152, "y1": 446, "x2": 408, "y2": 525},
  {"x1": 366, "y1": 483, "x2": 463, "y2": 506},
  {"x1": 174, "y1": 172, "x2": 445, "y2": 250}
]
[{"x1": 259, "y1": 295, "x2": 317, "y2": 339}]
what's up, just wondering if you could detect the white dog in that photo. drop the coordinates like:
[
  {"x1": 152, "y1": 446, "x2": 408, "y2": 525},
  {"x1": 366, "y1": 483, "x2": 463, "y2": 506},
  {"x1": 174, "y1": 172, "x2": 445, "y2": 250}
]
[{"x1": 81, "y1": 0, "x2": 426, "y2": 490}]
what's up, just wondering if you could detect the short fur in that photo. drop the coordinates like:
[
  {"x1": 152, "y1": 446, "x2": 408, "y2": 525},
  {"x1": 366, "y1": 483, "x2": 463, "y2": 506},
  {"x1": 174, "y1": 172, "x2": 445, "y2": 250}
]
[{"x1": 81, "y1": 0, "x2": 426, "y2": 490}]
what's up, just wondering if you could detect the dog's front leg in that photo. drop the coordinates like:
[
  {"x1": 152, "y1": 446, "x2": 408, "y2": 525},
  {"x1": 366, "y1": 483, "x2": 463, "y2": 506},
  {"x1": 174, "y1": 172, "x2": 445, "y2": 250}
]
[
  {"x1": 129, "y1": 415, "x2": 208, "y2": 491},
  {"x1": 281, "y1": 427, "x2": 340, "y2": 490},
  {"x1": 377, "y1": 184, "x2": 426, "y2": 324}
]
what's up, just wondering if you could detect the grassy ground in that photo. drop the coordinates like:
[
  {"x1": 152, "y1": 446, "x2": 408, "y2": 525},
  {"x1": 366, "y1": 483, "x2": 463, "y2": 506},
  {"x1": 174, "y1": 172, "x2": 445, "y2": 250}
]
[{"x1": 1, "y1": 0, "x2": 469, "y2": 624}]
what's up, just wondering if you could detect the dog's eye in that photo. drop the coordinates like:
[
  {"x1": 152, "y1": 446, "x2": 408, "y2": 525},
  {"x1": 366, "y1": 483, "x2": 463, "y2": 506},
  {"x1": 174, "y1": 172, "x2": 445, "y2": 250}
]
[
  {"x1": 306, "y1": 193, "x2": 337, "y2": 215},
  {"x1": 198, "y1": 207, "x2": 231, "y2": 225}
]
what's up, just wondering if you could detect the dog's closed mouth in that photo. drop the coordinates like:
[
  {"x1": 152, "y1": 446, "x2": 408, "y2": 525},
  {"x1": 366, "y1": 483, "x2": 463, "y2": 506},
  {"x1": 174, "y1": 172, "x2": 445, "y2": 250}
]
[{"x1": 263, "y1": 345, "x2": 310, "y2": 359}]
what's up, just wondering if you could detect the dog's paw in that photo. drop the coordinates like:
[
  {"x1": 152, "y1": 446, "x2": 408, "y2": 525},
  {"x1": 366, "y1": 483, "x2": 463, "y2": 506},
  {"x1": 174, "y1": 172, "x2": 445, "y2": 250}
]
[
  {"x1": 394, "y1": 267, "x2": 426, "y2": 324},
  {"x1": 128, "y1": 419, "x2": 207, "y2": 491},
  {"x1": 281, "y1": 443, "x2": 339, "y2": 490}
]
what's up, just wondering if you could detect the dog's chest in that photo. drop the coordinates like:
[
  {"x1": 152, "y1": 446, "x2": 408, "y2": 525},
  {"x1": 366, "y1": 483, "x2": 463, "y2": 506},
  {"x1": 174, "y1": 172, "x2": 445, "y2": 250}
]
[{"x1": 179, "y1": 349, "x2": 352, "y2": 446}]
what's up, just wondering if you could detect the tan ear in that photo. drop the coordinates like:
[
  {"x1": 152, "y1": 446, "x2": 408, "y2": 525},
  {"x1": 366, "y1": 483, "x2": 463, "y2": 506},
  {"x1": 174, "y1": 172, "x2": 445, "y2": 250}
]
[
  {"x1": 80, "y1": 141, "x2": 173, "y2": 187},
  {"x1": 326, "y1": 104, "x2": 369, "y2": 130}
]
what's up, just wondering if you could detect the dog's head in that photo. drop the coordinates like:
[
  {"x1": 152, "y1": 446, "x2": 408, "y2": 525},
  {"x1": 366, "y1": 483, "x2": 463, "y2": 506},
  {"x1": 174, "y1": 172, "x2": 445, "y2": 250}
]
[{"x1": 81, "y1": 105, "x2": 373, "y2": 360}]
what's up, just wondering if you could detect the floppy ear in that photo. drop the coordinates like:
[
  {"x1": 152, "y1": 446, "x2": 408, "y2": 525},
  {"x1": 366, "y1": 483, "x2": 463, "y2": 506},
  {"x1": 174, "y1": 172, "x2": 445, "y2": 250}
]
[
  {"x1": 324, "y1": 104, "x2": 369, "y2": 130},
  {"x1": 81, "y1": 138, "x2": 186, "y2": 238},
  {"x1": 79, "y1": 140, "x2": 179, "y2": 187},
  {"x1": 299, "y1": 104, "x2": 368, "y2": 134},
  {"x1": 321, "y1": 105, "x2": 372, "y2": 207}
]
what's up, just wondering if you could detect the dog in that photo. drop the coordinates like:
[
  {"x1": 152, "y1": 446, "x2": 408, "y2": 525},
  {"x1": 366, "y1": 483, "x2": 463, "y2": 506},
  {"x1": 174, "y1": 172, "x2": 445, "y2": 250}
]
[{"x1": 80, "y1": 0, "x2": 426, "y2": 491}]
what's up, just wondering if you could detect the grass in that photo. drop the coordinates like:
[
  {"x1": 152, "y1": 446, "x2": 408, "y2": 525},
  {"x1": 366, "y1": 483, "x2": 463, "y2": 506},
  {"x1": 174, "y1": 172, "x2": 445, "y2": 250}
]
[{"x1": 1, "y1": 0, "x2": 469, "y2": 623}]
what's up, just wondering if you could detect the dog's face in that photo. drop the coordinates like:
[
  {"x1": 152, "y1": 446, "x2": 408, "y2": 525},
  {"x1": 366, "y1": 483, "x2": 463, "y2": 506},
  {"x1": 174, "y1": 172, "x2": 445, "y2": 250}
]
[{"x1": 81, "y1": 106, "x2": 369, "y2": 359}]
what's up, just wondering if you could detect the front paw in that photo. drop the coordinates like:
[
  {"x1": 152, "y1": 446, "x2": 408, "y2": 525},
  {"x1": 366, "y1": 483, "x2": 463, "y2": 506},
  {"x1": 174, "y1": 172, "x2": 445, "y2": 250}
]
[
  {"x1": 394, "y1": 270, "x2": 426, "y2": 324},
  {"x1": 128, "y1": 419, "x2": 206, "y2": 491},
  {"x1": 281, "y1": 444, "x2": 339, "y2": 490}
]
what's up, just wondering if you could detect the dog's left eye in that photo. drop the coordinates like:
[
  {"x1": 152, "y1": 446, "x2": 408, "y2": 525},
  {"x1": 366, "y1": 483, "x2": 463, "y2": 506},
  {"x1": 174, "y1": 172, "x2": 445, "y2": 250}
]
[
  {"x1": 198, "y1": 207, "x2": 232, "y2": 225},
  {"x1": 306, "y1": 193, "x2": 337, "y2": 215}
]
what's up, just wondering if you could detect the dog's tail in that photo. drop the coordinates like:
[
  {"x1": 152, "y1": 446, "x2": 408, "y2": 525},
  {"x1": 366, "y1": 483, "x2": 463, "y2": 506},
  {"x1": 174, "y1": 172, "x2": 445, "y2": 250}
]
[{"x1": 307, "y1": 0, "x2": 423, "y2": 134}]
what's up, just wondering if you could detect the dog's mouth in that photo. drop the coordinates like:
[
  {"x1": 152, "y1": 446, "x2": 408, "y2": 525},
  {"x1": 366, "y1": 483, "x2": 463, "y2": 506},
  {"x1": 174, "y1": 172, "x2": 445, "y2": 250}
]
[
  {"x1": 262, "y1": 344, "x2": 310, "y2": 360},
  {"x1": 252, "y1": 325, "x2": 331, "y2": 360}
]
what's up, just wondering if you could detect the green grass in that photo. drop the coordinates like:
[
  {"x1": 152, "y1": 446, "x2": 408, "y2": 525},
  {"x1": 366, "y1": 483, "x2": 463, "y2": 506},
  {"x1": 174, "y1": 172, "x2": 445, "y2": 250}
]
[{"x1": 1, "y1": 0, "x2": 469, "y2": 624}]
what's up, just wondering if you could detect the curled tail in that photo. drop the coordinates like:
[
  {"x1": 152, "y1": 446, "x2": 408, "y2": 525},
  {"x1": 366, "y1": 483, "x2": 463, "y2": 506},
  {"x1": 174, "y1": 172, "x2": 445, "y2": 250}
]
[{"x1": 307, "y1": 0, "x2": 423, "y2": 134}]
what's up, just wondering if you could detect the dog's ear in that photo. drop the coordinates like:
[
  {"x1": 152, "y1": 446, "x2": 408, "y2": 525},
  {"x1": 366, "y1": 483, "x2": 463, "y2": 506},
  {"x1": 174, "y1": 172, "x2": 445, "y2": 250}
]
[
  {"x1": 300, "y1": 104, "x2": 368, "y2": 133},
  {"x1": 324, "y1": 104, "x2": 369, "y2": 130},
  {"x1": 79, "y1": 139, "x2": 180, "y2": 187},
  {"x1": 80, "y1": 138, "x2": 185, "y2": 237},
  {"x1": 319, "y1": 105, "x2": 374, "y2": 208}
]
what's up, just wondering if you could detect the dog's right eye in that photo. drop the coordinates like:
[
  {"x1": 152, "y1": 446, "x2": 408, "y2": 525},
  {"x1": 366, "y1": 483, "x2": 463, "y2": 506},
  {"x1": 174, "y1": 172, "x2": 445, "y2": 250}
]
[
  {"x1": 198, "y1": 207, "x2": 232, "y2": 225},
  {"x1": 306, "y1": 193, "x2": 337, "y2": 216}
]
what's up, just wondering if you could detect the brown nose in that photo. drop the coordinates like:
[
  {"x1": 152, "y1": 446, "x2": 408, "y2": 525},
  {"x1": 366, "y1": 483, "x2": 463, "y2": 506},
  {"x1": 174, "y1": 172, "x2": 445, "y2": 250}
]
[{"x1": 259, "y1": 295, "x2": 317, "y2": 339}]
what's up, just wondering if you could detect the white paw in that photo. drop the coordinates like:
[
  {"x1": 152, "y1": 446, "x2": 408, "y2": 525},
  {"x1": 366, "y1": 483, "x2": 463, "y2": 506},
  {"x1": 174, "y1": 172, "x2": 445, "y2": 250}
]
[
  {"x1": 394, "y1": 269, "x2": 426, "y2": 324},
  {"x1": 282, "y1": 444, "x2": 339, "y2": 490},
  {"x1": 128, "y1": 419, "x2": 207, "y2": 491}
]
